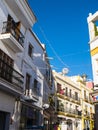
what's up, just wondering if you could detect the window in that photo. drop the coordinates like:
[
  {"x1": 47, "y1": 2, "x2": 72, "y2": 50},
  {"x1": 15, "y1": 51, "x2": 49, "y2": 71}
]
[
  {"x1": 65, "y1": 102, "x2": 68, "y2": 110},
  {"x1": 75, "y1": 106, "x2": 78, "y2": 115},
  {"x1": 33, "y1": 79, "x2": 38, "y2": 94},
  {"x1": 75, "y1": 105, "x2": 78, "y2": 110},
  {"x1": 0, "y1": 49, "x2": 14, "y2": 82},
  {"x1": 75, "y1": 92, "x2": 78, "y2": 100},
  {"x1": 84, "y1": 90, "x2": 86, "y2": 99},
  {"x1": 90, "y1": 107, "x2": 92, "y2": 113},
  {"x1": 25, "y1": 73, "x2": 31, "y2": 90},
  {"x1": 57, "y1": 100, "x2": 61, "y2": 111},
  {"x1": 85, "y1": 105, "x2": 87, "y2": 113},
  {"x1": 65, "y1": 87, "x2": 68, "y2": 96},
  {"x1": 28, "y1": 43, "x2": 33, "y2": 58},
  {"x1": 69, "y1": 104, "x2": 72, "y2": 112},
  {"x1": 57, "y1": 83, "x2": 61, "y2": 93},
  {"x1": 69, "y1": 89, "x2": 72, "y2": 97},
  {"x1": 34, "y1": 79, "x2": 38, "y2": 89},
  {"x1": 7, "y1": 15, "x2": 23, "y2": 45},
  {"x1": 0, "y1": 49, "x2": 14, "y2": 66},
  {"x1": 0, "y1": 111, "x2": 10, "y2": 130}
]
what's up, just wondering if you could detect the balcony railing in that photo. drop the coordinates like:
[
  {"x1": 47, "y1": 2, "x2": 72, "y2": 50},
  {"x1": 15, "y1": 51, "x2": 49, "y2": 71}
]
[
  {"x1": 83, "y1": 110, "x2": 91, "y2": 118},
  {"x1": 57, "y1": 105, "x2": 82, "y2": 116},
  {"x1": 70, "y1": 94, "x2": 80, "y2": 102},
  {"x1": 2, "y1": 21, "x2": 24, "y2": 47},
  {"x1": 65, "y1": 107, "x2": 82, "y2": 116},
  {"x1": 0, "y1": 58, "x2": 23, "y2": 89},
  {"x1": 32, "y1": 87, "x2": 39, "y2": 100},
  {"x1": 57, "y1": 90, "x2": 80, "y2": 102}
]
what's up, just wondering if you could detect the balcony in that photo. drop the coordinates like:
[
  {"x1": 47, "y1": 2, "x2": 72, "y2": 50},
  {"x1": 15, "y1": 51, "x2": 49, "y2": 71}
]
[
  {"x1": 0, "y1": 58, "x2": 24, "y2": 96},
  {"x1": 0, "y1": 21, "x2": 24, "y2": 52},
  {"x1": 65, "y1": 108, "x2": 82, "y2": 116},
  {"x1": 57, "y1": 102, "x2": 64, "y2": 111},
  {"x1": 69, "y1": 94, "x2": 80, "y2": 104},
  {"x1": 57, "y1": 90, "x2": 80, "y2": 104},
  {"x1": 83, "y1": 110, "x2": 90, "y2": 118},
  {"x1": 32, "y1": 87, "x2": 39, "y2": 100},
  {"x1": 24, "y1": 89, "x2": 39, "y2": 102},
  {"x1": 57, "y1": 105, "x2": 82, "y2": 117}
]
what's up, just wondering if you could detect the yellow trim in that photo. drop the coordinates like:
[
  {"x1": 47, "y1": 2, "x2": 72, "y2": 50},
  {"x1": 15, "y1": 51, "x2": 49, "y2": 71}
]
[
  {"x1": 90, "y1": 120, "x2": 94, "y2": 130},
  {"x1": 82, "y1": 117, "x2": 94, "y2": 130},
  {"x1": 56, "y1": 93, "x2": 70, "y2": 101},
  {"x1": 91, "y1": 47, "x2": 98, "y2": 56},
  {"x1": 57, "y1": 111, "x2": 65, "y2": 116},
  {"x1": 82, "y1": 118, "x2": 84, "y2": 130}
]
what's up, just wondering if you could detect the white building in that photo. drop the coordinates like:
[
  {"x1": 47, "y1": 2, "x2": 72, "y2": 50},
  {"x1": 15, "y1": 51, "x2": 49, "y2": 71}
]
[
  {"x1": 87, "y1": 11, "x2": 98, "y2": 90},
  {"x1": 87, "y1": 11, "x2": 98, "y2": 130},
  {"x1": 0, "y1": 0, "x2": 31, "y2": 129},
  {"x1": 0, "y1": 0, "x2": 54, "y2": 130}
]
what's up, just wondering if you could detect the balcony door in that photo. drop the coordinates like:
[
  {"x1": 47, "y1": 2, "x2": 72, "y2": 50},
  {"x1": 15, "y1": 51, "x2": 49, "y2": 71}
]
[
  {"x1": 25, "y1": 73, "x2": 31, "y2": 95},
  {"x1": 7, "y1": 15, "x2": 21, "y2": 40}
]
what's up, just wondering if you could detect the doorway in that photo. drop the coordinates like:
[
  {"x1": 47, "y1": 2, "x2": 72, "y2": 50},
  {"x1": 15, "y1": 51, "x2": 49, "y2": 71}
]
[{"x1": 0, "y1": 111, "x2": 10, "y2": 130}]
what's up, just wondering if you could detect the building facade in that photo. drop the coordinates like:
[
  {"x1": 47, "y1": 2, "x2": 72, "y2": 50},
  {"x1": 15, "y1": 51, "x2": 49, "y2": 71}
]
[
  {"x1": 71, "y1": 75, "x2": 94, "y2": 130},
  {"x1": 0, "y1": 0, "x2": 29, "y2": 129},
  {"x1": 53, "y1": 71, "x2": 82, "y2": 130},
  {"x1": 87, "y1": 11, "x2": 98, "y2": 130},
  {"x1": 53, "y1": 71, "x2": 94, "y2": 130},
  {"x1": 0, "y1": 0, "x2": 54, "y2": 130},
  {"x1": 87, "y1": 11, "x2": 98, "y2": 89}
]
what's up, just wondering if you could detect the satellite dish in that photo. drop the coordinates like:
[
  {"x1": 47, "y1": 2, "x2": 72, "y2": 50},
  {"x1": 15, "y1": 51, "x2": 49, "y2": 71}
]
[{"x1": 62, "y1": 68, "x2": 69, "y2": 75}]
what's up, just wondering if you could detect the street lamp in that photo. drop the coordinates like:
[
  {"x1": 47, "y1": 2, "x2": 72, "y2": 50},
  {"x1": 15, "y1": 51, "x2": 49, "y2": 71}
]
[{"x1": 42, "y1": 103, "x2": 49, "y2": 109}]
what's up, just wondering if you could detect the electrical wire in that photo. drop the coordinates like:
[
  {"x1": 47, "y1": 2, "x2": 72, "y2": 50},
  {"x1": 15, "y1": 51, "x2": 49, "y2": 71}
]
[
  {"x1": 28, "y1": 1, "x2": 92, "y2": 78},
  {"x1": 37, "y1": 24, "x2": 69, "y2": 68},
  {"x1": 57, "y1": 50, "x2": 90, "y2": 58},
  {"x1": 34, "y1": 23, "x2": 91, "y2": 70}
]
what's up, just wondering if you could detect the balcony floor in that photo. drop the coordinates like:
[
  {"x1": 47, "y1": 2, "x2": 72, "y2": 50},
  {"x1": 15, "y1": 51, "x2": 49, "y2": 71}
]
[
  {"x1": 0, "y1": 33, "x2": 24, "y2": 52},
  {"x1": 0, "y1": 77, "x2": 23, "y2": 97}
]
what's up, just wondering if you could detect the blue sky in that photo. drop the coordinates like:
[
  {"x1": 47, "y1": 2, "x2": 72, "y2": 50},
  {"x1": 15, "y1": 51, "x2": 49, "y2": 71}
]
[{"x1": 28, "y1": 0, "x2": 98, "y2": 80}]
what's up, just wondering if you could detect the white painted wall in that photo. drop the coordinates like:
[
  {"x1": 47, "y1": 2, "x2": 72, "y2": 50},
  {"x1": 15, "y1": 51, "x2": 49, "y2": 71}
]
[
  {"x1": 87, "y1": 12, "x2": 98, "y2": 87},
  {"x1": 0, "y1": 0, "x2": 54, "y2": 129},
  {"x1": 0, "y1": 91, "x2": 15, "y2": 113},
  {"x1": 91, "y1": 52, "x2": 98, "y2": 86}
]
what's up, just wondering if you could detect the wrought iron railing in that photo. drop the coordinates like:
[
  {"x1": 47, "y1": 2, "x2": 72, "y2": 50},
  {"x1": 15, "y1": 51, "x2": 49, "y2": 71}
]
[
  {"x1": 57, "y1": 106, "x2": 82, "y2": 116},
  {"x1": 0, "y1": 58, "x2": 24, "y2": 89},
  {"x1": 2, "y1": 21, "x2": 24, "y2": 47},
  {"x1": 57, "y1": 90, "x2": 80, "y2": 102}
]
